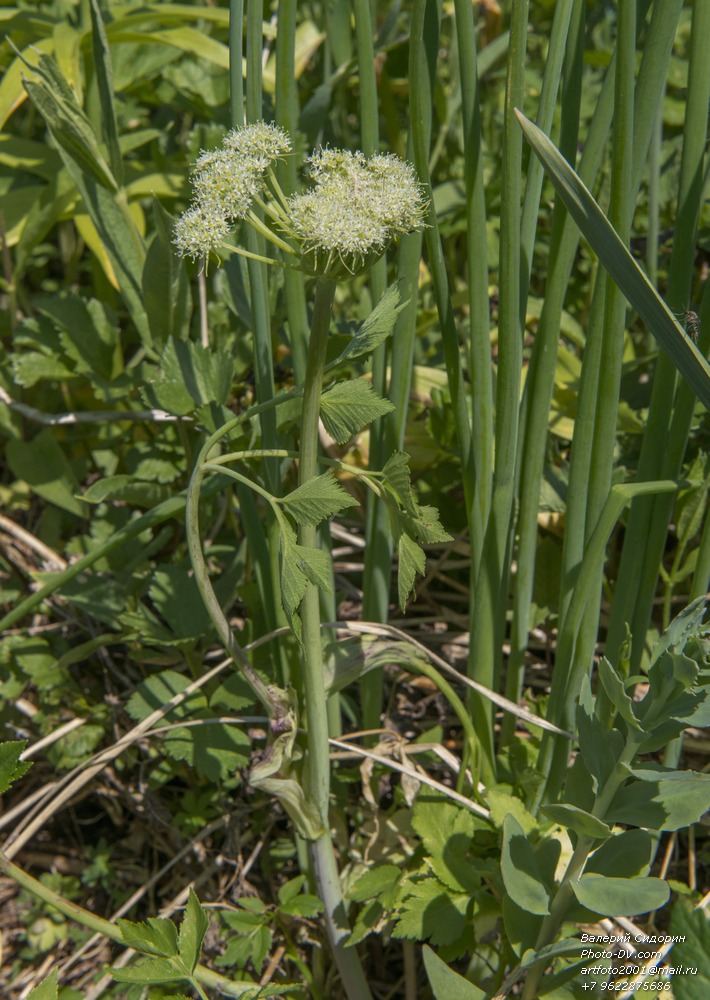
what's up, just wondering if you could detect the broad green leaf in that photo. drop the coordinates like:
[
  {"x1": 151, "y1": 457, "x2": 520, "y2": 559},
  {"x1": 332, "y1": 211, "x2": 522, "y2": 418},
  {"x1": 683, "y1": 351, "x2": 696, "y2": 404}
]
[
  {"x1": 81, "y1": 476, "x2": 172, "y2": 509},
  {"x1": 106, "y1": 26, "x2": 230, "y2": 69},
  {"x1": 596, "y1": 657, "x2": 643, "y2": 730},
  {"x1": 37, "y1": 294, "x2": 122, "y2": 381},
  {"x1": 326, "y1": 284, "x2": 405, "y2": 369},
  {"x1": 142, "y1": 199, "x2": 192, "y2": 345},
  {"x1": 25, "y1": 969, "x2": 58, "y2": 1000},
  {"x1": 18, "y1": 50, "x2": 151, "y2": 342},
  {"x1": 0, "y1": 741, "x2": 32, "y2": 793},
  {"x1": 585, "y1": 830, "x2": 653, "y2": 879},
  {"x1": 21, "y1": 54, "x2": 117, "y2": 191},
  {"x1": 576, "y1": 677, "x2": 624, "y2": 789},
  {"x1": 117, "y1": 916, "x2": 179, "y2": 958},
  {"x1": 422, "y1": 945, "x2": 485, "y2": 1000},
  {"x1": 110, "y1": 957, "x2": 185, "y2": 984},
  {"x1": 541, "y1": 804, "x2": 611, "y2": 841},
  {"x1": 668, "y1": 898, "x2": 710, "y2": 1000},
  {"x1": 142, "y1": 338, "x2": 233, "y2": 414},
  {"x1": 125, "y1": 669, "x2": 207, "y2": 724},
  {"x1": 607, "y1": 773, "x2": 710, "y2": 830},
  {"x1": 501, "y1": 815, "x2": 550, "y2": 915},
  {"x1": 516, "y1": 111, "x2": 710, "y2": 409},
  {"x1": 0, "y1": 38, "x2": 55, "y2": 131},
  {"x1": 278, "y1": 471, "x2": 358, "y2": 526},
  {"x1": 502, "y1": 895, "x2": 544, "y2": 957},
  {"x1": 320, "y1": 379, "x2": 394, "y2": 444},
  {"x1": 397, "y1": 532, "x2": 425, "y2": 609},
  {"x1": 11, "y1": 351, "x2": 77, "y2": 387},
  {"x1": 572, "y1": 873, "x2": 669, "y2": 916},
  {"x1": 89, "y1": 0, "x2": 122, "y2": 183},
  {"x1": 177, "y1": 888, "x2": 209, "y2": 974},
  {"x1": 6, "y1": 429, "x2": 84, "y2": 516},
  {"x1": 147, "y1": 565, "x2": 213, "y2": 641}
]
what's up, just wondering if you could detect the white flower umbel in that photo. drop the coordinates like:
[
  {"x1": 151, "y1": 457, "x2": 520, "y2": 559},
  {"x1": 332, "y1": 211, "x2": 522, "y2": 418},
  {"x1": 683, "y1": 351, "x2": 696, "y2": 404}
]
[
  {"x1": 288, "y1": 148, "x2": 427, "y2": 279},
  {"x1": 174, "y1": 126, "x2": 426, "y2": 279},
  {"x1": 173, "y1": 122, "x2": 292, "y2": 265}
]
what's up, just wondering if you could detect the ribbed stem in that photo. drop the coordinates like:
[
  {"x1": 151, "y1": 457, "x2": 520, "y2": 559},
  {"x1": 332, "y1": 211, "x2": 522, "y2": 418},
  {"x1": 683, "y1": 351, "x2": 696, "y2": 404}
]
[{"x1": 299, "y1": 277, "x2": 374, "y2": 1000}]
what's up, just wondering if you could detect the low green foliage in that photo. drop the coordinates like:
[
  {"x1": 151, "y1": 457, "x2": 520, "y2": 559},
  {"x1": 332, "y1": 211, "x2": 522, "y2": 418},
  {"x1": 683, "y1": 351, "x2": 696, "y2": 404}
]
[{"x1": 1, "y1": 1, "x2": 708, "y2": 998}]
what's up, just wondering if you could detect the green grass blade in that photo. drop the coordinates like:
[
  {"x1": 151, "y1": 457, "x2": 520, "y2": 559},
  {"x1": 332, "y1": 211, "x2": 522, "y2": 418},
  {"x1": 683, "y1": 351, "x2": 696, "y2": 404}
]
[
  {"x1": 516, "y1": 111, "x2": 710, "y2": 408},
  {"x1": 605, "y1": 0, "x2": 710, "y2": 669}
]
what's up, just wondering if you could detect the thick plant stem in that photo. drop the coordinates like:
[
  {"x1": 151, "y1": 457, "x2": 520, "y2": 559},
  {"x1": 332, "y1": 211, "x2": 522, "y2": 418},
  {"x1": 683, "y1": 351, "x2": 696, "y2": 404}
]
[
  {"x1": 299, "y1": 277, "x2": 373, "y2": 1000},
  {"x1": 522, "y1": 732, "x2": 645, "y2": 1000}
]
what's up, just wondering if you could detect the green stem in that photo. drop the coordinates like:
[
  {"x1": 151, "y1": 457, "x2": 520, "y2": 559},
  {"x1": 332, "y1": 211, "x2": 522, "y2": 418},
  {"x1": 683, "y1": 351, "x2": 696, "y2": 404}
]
[{"x1": 298, "y1": 277, "x2": 374, "y2": 1000}]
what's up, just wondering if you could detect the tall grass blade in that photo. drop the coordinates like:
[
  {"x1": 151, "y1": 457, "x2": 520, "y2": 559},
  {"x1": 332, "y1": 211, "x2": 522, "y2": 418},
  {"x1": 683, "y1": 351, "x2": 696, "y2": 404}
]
[{"x1": 516, "y1": 112, "x2": 710, "y2": 408}]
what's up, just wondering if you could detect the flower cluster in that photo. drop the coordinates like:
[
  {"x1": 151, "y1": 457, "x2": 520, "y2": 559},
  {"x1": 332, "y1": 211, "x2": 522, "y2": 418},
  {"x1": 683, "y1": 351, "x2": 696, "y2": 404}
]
[
  {"x1": 174, "y1": 125, "x2": 427, "y2": 279},
  {"x1": 288, "y1": 149, "x2": 428, "y2": 278},
  {"x1": 173, "y1": 122, "x2": 291, "y2": 261}
]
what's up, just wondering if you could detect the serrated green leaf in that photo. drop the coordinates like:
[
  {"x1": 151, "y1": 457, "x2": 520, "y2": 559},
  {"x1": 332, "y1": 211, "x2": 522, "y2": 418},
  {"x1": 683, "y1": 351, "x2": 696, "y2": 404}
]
[
  {"x1": 165, "y1": 722, "x2": 250, "y2": 782},
  {"x1": 488, "y1": 786, "x2": 538, "y2": 834},
  {"x1": 383, "y1": 451, "x2": 417, "y2": 514},
  {"x1": 422, "y1": 945, "x2": 486, "y2": 1000},
  {"x1": 177, "y1": 888, "x2": 209, "y2": 974},
  {"x1": 320, "y1": 379, "x2": 394, "y2": 444},
  {"x1": 25, "y1": 969, "x2": 58, "y2": 1000},
  {"x1": 397, "y1": 532, "x2": 425, "y2": 609},
  {"x1": 572, "y1": 873, "x2": 669, "y2": 916},
  {"x1": 327, "y1": 284, "x2": 404, "y2": 368},
  {"x1": 392, "y1": 876, "x2": 469, "y2": 946},
  {"x1": 117, "y1": 916, "x2": 179, "y2": 958},
  {"x1": 279, "y1": 523, "x2": 333, "y2": 634},
  {"x1": 607, "y1": 772, "x2": 710, "y2": 831},
  {"x1": 110, "y1": 956, "x2": 185, "y2": 984},
  {"x1": 541, "y1": 804, "x2": 611, "y2": 841},
  {"x1": 278, "y1": 472, "x2": 358, "y2": 526},
  {"x1": 501, "y1": 815, "x2": 550, "y2": 915},
  {"x1": 348, "y1": 864, "x2": 403, "y2": 904},
  {"x1": 403, "y1": 504, "x2": 452, "y2": 545},
  {"x1": 0, "y1": 740, "x2": 32, "y2": 793}
]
